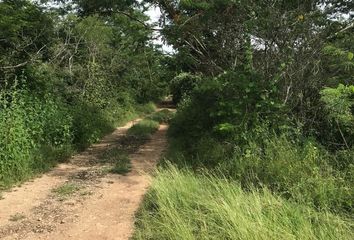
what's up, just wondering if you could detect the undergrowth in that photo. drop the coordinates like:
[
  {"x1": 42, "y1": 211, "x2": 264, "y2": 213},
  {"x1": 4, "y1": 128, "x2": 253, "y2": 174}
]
[{"x1": 164, "y1": 133, "x2": 354, "y2": 215}]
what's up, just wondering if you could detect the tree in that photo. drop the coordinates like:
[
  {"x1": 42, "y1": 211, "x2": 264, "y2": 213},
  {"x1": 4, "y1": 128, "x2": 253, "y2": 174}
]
[{"x1": 0, "y1": 0, "x2": 54, "y2": 84}]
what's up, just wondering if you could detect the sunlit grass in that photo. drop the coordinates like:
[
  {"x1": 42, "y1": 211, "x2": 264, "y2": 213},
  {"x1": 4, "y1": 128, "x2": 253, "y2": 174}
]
[{"x1": 134, "y1": 166, "x2": 353, "y2": 240}]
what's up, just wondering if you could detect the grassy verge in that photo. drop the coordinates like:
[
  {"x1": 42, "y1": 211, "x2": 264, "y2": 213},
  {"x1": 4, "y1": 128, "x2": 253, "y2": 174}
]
[
  {"x1": 127, "y1": 119, "x2": 160, "y2": 139},
  {"x1": 133, "y1": 166, "x2": 353, "y2": 240}
]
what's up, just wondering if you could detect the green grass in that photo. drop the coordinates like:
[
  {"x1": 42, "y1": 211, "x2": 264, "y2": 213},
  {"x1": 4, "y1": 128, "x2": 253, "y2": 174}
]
[
  {"x1": 147, "y1": 109, "x2": 175, "y2": 124},
  {"x1": 127, "y1": 119, "x2": 160, "y2": 139},
  {"x1": 101, "y1": 116, "x2": 162, "y2": 176},
  {"x1": 52, "y1": 183, "x2": 80, "y2": 198},
  {"x1": 133, "y1": 166, "x2": 354, "y2": 240},
  {"x1": 9, "y1": 213, "x2": 26, "y2": 222},
  {"x1": 164, "y1": 133, "x2": 353, "y2": 214}
]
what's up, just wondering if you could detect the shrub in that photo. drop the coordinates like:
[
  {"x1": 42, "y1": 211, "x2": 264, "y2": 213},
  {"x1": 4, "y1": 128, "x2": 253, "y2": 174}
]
[
  {"x1": 170, "y1": 72, "x2": 201, "y2": 104},
  {"x1": 0, "y1": 92, "x2": 33, "y2": 187},
  {"x1": 168, "y1": 70, "x2": 288, "y2": 147},
  {"x1": 320, "y1": 84, "x2": 354, "y2": 149},
  {"x1": 0, "y1": 87, "x2": 74, "y2": 187},
  {"x1": 71, "y1": 101, "x2": 115, "y2": 150}
]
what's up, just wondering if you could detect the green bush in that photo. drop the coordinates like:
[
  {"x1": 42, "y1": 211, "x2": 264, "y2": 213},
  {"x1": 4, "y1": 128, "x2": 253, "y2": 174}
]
[
  {"x1": 134, "y1": 166, "x2": 353, "y2": 240},
  {"x1": 0, "y1": 94, "x2": 33, "y2": 187},
  {"x1": 320, "y1": 84, "x2": 354, "y2": 149},
  {"x1": 170, "y1": 72, "x2": 201, "y2": 104},
  {"x1": 0, "y1": 81, "x2": 156, "y2": 187},
  {"x1": 71, "y1": 101, "x2": 116, "y2": 150},
  {"x1": 168, "y1": 70, "x2": 288, "y2": 147},
  {"x1": 0, "y1": 87, "x2": 74, "y2": 187}
]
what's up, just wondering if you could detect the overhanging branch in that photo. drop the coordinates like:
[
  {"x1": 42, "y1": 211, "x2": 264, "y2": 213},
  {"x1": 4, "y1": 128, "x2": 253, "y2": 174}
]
[{"x1": 116, "y1": 11, "x2": 162, "y2": 32}]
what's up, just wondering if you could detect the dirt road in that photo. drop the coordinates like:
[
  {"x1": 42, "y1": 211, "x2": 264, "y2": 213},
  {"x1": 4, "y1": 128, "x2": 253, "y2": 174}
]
[{"x1": 0, "y1": 119, "x2": 168, "y2": 240}]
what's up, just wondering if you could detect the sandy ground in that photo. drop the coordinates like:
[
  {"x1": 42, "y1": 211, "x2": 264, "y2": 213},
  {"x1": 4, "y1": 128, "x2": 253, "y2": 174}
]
[{"x1": 0, "y1": 118, "x2": 168, "y2": 240}]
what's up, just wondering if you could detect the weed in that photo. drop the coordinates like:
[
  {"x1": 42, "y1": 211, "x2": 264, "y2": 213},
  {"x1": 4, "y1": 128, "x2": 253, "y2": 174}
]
[
  {"x1": 135, "y1": 102, "x2": 156, "y2": 115},
  {"x1": 9, "y1": 213, "x2": 26, "y2": 222},
  {"x1": 52, "y1": 183, "x2": 80, "y2": 198}
]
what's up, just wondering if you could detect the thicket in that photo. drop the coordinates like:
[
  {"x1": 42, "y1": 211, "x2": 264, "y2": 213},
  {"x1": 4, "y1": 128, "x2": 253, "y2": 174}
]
[
  {"x1": 0, "y1": 0, "x2": 166, "y2": 188},
  {"x1": 166, "y1": 71, "x2": 353, "y2": 214},
  {"x1": 148, "y1": 0, "x2": 354, "y2": 213},
  {"x1": 135, "y1": 0, "x2": 354, "y2": 238}
]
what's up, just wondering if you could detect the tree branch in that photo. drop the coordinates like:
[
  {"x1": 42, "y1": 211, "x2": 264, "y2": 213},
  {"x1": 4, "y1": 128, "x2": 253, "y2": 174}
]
[{"x1": 116, "y1": 11, "x2": 161, "y2": 32}]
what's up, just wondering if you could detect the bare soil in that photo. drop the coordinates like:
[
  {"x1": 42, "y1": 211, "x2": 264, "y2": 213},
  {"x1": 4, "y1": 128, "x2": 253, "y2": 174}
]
[{"x1": 0, "y1": 118, "x2": 168, "y2": 240}]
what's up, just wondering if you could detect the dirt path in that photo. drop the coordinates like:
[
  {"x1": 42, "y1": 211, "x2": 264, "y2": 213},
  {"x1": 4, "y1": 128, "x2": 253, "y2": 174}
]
[{"x1": 0, "y1": 118, "x2": 168, "y2": 240}]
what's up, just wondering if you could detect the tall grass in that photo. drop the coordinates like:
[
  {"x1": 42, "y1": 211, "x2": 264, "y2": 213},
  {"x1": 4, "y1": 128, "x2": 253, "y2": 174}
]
[
  {"x1": 134, "y1": 166, "x2": 353, "y2": 240},
  {"x1": 164, "y1": 131, "x2": 353, "y2": 215},
  {"x1": 224, "y1": 136, "x2": 353, "y2": 214}
]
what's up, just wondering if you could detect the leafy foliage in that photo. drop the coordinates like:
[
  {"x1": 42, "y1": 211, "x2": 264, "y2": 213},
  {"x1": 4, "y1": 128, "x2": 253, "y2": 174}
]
[
  {"x1": 0, "y1": 0, "x2": 165, "y2": 187},
  {"x1": 170, "y1": 73, "x2": 201, "y2": 104}
]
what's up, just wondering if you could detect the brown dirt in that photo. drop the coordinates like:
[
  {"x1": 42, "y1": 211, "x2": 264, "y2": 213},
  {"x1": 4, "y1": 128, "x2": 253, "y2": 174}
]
[{"x1": 0, "y1": 118, "x2": 168, "y2": 240}]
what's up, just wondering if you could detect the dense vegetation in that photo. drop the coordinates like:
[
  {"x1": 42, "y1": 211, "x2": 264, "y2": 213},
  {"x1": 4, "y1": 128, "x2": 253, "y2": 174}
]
[
  {"x1": 0, "y1": 0, "x2": 353, "y2": 238},
  {"x1": 134, "y1": 0, "x2": 354, "y2": 239},
  {"x1": 0, "y1": 0, "x2": 167, "y2": 188}
]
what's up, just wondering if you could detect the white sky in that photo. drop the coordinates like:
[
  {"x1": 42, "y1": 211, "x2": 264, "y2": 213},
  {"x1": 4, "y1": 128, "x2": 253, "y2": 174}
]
[
  {"x1": 144, "y1": 3, "x2": 174, "y2": 53},
  {"x1": 146, "y1": 5, "x2": 161, "y2": 24}
]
